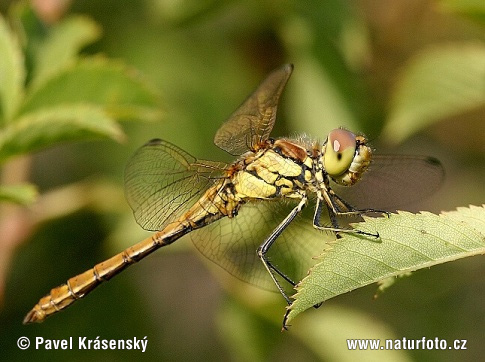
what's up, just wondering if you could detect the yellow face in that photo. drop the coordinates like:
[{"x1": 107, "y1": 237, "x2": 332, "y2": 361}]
[{"x1": 323, "y1": 129, "x2": 372, "y2": 186}]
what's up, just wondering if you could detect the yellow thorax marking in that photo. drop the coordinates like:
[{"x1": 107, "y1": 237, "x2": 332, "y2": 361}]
[
  {"x1": 247, "y1": 149, "x2": 302, "y2": 177},
  {"x1": 233, "y1": 171, "x2": 277, "y2": 199}
]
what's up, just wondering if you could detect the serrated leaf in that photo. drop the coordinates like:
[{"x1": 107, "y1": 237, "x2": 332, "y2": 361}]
[
  {"x1": 442, "y1": 204, "x2": 485, "y2": 233},
  {"x1": 21, "y1": 58, "x2": 162, "y2": 121},
  {"x1": 374, "y1": 272, "x2": 412, "y2": 297},
  {"x1": 286, "y1": 206, "x2": 485, "y2": 323},
  {"x1": 0, "y1": 183, "x2": 38, "y2": 205},
  {"x1": 0, "y1": 105, "x2": 124, "y2": 163},
  {"x1": 31, "y1": 15, "x2": 101, "y2": 88},
  {"x1": 0, "y1": 14, "x2": 25, "y2": 124},
  {"x1": 383, "y1": 44, "x2": 485, "y2": 143}
]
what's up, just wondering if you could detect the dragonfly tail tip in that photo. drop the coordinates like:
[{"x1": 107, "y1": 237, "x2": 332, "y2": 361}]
[{"x1": 23, "y1": 308, "x2": 43, "y2": 324}]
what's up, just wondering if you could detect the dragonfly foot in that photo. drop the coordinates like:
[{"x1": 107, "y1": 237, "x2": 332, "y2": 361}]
[{"x1": 282, "y1": 308, "x2": 292, "y2": 331}]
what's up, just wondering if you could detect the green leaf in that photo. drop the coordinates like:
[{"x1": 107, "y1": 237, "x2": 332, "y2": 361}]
[
  {"x1": 0, "y1": 105, "x2": 124, "y2": 163},
  {"x1": 286, "y1": 205, "x2": 485, "y2": 324},
  {"x1": 31, "y1": 15, "x2": 101, "y2": 88},
  {"x1": 21, "y1": 58, "x2": 162, "y2": 121},
  {"x1": 0, "y1": 14, "x2": 25, "y2": 123},
  {"x1": 286, "y1": 56, "x2": 358, "y2": 135},
  {"x1": 438, "y1": 0, "x2": 485, "y2": 25},
  {"x1": 216, "y1": 299, "x2": 275, "y2": 362},
  {"x1": 383, "y1": 44, "x2": 485, "y2": 143},
  {"x1": 442, "y1": 204, "x2": 485, "y2": 232},
  {"x1": 293, "y1": 306, "x2": 412, "y2": 362},
  {"x1": 374, "y1": 272, "x2": 412, "y2": 297},
  {"x1": 0, "y1": 183, "x2": 38, "y2": 205}
]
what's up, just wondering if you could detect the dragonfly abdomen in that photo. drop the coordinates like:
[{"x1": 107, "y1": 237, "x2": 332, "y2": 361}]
[
  {"x1": 23, "y1": 222, "x2": 189, "y2": 324},
  {"x1": 24, "y1": 181, "x2": 241, "y2": 324}
]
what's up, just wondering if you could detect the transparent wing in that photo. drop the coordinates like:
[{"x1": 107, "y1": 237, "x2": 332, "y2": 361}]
[
  {"x1": 214, "y1": 64, "x2": 293, "y2": 156},
  {"x1": 333, "y1": 155, "x2": 445, "y2": 211},
  {"x1": 124, "y1": 139, "x2": 227, "y2": 231},
  {"x1": 190, "y1": 199, "x2": 330, "y2": 293}
]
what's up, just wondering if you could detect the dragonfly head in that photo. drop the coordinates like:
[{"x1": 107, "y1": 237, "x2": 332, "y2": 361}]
[{"x1": 322, "y1": 128, "x2": 372, "y2": 186}]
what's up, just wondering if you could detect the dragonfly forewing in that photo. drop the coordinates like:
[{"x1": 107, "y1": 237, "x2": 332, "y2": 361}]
[{"x1": 214, "y1": 64, "x2": 293, "y2": 155}]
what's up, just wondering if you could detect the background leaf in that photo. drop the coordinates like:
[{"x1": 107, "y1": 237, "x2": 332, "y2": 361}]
[
  {"x1": 438, "y1": 0, "x2": 485, "y2": 25},
  {"x1": 383, "y1": 44, "x2": 485, "y2": 143},
  {"x1": 286, "y1": 56, "x2": 358, "y2": 135},
  {"x1": 0, "y1": 105, "x2": 124, "y2": 163},
  {"x1": 287, "y1": 205, "x2": 485, "y2": 323},
  {"x1": 0, "y1": 14, "x2": 24, "y2": 123},
  {"x1": 30, "y1": 15, "x2": 101, "y2": 88},
  {"x1": 293, "y1": 305, "x2": 412, "y2": 362},
  {"x1": 20, "y1": 58, "x2": 162, "y2": 121},
  {"x1": 0, "y1": 183, "x2": 37, "y2": 204}
]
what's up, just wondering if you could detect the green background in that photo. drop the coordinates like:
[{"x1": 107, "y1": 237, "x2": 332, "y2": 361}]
[{"x1": 1, "y1": 0, "x2": 484, "y2": 361}]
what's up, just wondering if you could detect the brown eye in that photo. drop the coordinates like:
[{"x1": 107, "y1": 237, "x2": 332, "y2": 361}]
[{"x1": 323, "y1": 129, "x2": 357, "y2": 177}]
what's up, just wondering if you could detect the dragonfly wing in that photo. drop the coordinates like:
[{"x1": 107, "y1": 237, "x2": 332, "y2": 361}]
[
  {"x1": 191, "y1": 199, "x2": 331, "y2": 293},
  {"x1": 214, "y1": 64, "x2": 293, "y2": 156},
  {"x1": 332, "y1": 155, "x2": 445, "y2": 211},
  {"x1": 124, "y1": 139, "x2": 227, "y2": 231}
]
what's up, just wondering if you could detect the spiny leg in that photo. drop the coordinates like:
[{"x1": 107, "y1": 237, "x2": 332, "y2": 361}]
[
  {"x1": 257, "y1": 196, "x2": 307, "y2": 305},
  {"x1": 330, "y1": 190, "x2": 391, "y2": 218},
  {"x1": 282, "y1": 192, "x2": 383, "y2": 330},
  {"x1": 313, "y1": 193, "x2": 380, "y2": 238},
  {"x1": 265, "y1": 259, "x2": 297, "y2": 287}
]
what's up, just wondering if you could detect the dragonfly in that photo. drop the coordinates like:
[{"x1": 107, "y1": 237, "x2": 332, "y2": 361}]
[{"x1": 24, "y1": 64, "x2": 444, "y2": 325}]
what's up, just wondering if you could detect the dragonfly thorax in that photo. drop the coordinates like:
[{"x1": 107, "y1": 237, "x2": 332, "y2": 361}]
[
  {"x1": 230, "y1": 138, "x2": 313, "y2": 201},
  {"x1": 229, "y1": 130, "x2": 373, "y2": 203}
]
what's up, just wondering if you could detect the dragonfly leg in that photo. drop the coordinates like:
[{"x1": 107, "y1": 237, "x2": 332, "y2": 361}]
[
  {"x1": 314, "y1": 192, "x2": 380, "y2": 238},
  {"x1": 265, "y1": 259, "x2": 297, "y2": 287},
  {"x1": 257, "y1": 196, "x2": 307, "y2": 305},
  {"x1": 330, "y1": 190, "x2": 391, "y2": 218}
]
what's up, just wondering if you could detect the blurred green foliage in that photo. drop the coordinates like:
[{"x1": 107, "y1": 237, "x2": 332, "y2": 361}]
[
  {"x1": 0, "y1": 4, "x2": 161, "y2": 202},
  {"x1": 0, "y1": 0, "x2": 484, "y2": 361}
]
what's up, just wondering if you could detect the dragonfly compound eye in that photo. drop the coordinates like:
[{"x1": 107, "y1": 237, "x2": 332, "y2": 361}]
[{"x1": 324, "y1": 129, "x2": 357, "y2": 177}]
